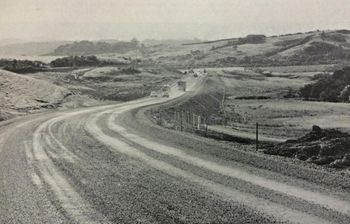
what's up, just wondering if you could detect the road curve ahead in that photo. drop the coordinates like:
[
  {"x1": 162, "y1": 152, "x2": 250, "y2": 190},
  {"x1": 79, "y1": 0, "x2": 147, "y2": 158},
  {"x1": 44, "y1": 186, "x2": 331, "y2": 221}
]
[{"x1": 1, "y1": 75, "x2": 350, "y2": 224}]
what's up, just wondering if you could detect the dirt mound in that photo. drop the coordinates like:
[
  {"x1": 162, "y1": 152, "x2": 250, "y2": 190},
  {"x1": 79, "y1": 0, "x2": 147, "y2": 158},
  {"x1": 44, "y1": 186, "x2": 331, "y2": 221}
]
[
  {"x1": 263, "y1": 125, "x2": 350, "y2": 168},
  {"x1": 0, "y1": 69, "x2": 71, "y2": 120}
]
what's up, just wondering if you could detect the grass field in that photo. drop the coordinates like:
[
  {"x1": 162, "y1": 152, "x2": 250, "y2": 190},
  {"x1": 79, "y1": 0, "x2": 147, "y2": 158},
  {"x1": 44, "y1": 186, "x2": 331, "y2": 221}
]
[{"x1": 209, "y1": 66, "x2": 350, "y2": 139}]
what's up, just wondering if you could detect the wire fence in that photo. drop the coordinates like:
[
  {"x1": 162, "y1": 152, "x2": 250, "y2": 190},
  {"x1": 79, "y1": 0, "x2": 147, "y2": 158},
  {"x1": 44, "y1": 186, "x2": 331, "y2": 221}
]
[{"x1": 157, "y1": 110, "x2": 258, "y2": 146}]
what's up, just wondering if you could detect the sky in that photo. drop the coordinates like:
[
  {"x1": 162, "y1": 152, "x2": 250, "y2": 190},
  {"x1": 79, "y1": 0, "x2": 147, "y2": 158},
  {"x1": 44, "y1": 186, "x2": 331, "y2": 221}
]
[{"x1": 1, "y1": 0, "x2": 350, "y2": 42}]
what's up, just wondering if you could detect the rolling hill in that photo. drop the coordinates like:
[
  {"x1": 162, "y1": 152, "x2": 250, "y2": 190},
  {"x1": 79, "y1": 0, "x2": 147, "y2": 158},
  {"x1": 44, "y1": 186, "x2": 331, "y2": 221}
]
[{"x1": 142, "y1": 30, "x2": 350, "y2": 67}]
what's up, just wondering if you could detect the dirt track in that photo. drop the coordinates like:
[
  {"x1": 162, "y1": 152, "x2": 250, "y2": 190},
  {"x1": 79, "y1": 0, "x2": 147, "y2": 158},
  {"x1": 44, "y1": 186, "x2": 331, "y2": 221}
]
[{"x1": 1, "y1": 75, "x2": 350, "y2": 223}]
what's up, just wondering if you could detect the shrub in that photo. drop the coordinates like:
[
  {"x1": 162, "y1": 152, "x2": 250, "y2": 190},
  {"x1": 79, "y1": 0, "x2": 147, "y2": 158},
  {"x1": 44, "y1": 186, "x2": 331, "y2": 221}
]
[{"x1": 300, "y1": 67, "x2": 350, "y2": 102}]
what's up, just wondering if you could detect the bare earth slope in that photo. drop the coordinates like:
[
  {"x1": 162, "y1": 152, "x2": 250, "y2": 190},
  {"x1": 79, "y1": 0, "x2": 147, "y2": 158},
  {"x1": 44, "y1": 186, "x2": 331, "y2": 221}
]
[{"x1": 0, "y1": 69, "x2": 71, "y2": 120}]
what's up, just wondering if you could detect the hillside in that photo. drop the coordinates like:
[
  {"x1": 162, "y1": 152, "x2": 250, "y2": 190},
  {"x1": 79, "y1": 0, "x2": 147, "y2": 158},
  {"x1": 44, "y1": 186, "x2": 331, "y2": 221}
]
[
  {"x1": 0, "y1": 69, "x2": 71, "y2": 120},
  {"x1": 6, "y1": 29, "x2": 348, "y2": 67},
  {"x1": 141, "y1": 30, "x2": 350, "y2": 67}
]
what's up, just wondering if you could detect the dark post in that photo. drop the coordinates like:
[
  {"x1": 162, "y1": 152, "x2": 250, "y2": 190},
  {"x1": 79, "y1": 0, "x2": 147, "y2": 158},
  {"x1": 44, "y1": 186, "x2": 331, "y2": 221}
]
[
  {"x1": 205, "y1": 118, "x2": 208, "y2": 137},
  {"x1": 192, "y1": 113, "x2": 196, "y2": 131},
  {"x1": 189, "y1": 111, "x2": 193, "y2": 132},
  {"x1": 185, "y1": 111, "x2": 188, "y2": 131},
  {"x1": 256, "y1": 122, "x2": 259, "y2": 151},
  {"x1": 159, "y1": 112, "x2": 162, "y2": 126},
  {"x1": 180, "y1": 111, "x2": 183, "y2": 131},
  {"x1": 187, "y1": 111, "x2": 190, "y2": 131},
  {"x1": 189, "y1": 111, "x2": 192, "y2": 131},
  {"x1": 174, "y1": 111, "x2": 177, "y2": 130}
]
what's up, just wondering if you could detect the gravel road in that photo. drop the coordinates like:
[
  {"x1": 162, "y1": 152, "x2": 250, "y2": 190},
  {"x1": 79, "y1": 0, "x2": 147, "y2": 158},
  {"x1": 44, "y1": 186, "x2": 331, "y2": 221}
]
[{"x1": 1, "y1": 75, "x2": 350, "y2": 223}]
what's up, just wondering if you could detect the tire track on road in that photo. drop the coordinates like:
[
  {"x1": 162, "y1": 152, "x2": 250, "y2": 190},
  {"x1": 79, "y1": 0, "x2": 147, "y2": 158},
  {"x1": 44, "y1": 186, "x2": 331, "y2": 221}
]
[
  {"x1": 107, "y1": 109, "x2": 350, "y2": 218},
  {"x1": 85, "y1": 105, "x2": 333, "y2": 224},
  {"x1": 32, "y1": 118, "x2": 111, "y2": 224},
  {"x1": 26, "y1": 98, "x2": 162, "y2": 223}
]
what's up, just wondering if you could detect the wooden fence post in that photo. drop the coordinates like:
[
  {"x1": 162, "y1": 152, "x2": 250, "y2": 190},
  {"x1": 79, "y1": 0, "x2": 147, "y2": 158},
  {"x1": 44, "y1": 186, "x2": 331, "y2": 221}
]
[
  {"x1": 256, "y1": 122, "x2": 259, "y2": 151},
  {"x1": 187, "y1": 111, "x2": 190, "y2": 131},
  {"x1": 180, "y1": 111, "x2": 183, "y2": 131},
  {"x1": 158, "y1": 112, "x2": 161, "y2": 126},
  {"x1": 205, "y1": 118, "x2": 208, "y2": 137},
  {"x1": 192, "y1": 113, "x2": 196, "y2": 131},
  {"x1": 197, "y1": 115, "x2": 201, "y2": 130}
]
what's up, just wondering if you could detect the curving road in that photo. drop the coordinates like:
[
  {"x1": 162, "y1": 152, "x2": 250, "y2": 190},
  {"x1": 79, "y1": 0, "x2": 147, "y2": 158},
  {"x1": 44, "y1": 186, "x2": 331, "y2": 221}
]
[{"x1": 1, "y1": 75, "x2": 350, "y2": 223}]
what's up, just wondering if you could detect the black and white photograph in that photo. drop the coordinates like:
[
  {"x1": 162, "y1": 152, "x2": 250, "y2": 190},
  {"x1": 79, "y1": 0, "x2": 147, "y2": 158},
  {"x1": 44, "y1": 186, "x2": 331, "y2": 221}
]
[{"x1": 1, "y1": 0, "x2": 350, "y2": 223}]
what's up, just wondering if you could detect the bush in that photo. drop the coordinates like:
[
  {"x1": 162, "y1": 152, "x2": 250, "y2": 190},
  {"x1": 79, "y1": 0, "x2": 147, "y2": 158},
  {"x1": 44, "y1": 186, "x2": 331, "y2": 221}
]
[
  {"x1": 300, "y1": 67, "x2": 350, "y2": 102},
  {"x1": 0, "y1": 59, "x2": 47, "y2": 73},
  {"x1": 50, "y1": 56, "x2": 100, "y2": 67},
  {"x1": 50, "y1": 55, "x2": 124, "y2": 67}
]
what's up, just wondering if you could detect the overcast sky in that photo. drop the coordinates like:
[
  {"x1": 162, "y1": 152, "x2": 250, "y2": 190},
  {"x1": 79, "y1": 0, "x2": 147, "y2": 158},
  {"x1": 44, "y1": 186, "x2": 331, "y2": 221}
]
[{"x1": 1, "y1": 0, "x2": 350, "y2": 41}]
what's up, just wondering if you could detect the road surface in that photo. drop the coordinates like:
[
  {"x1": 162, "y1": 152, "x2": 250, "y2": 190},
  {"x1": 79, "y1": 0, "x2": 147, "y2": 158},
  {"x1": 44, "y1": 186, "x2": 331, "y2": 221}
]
[{"x1": 1, "y1": 75, "x2": 350, "y2": 224}]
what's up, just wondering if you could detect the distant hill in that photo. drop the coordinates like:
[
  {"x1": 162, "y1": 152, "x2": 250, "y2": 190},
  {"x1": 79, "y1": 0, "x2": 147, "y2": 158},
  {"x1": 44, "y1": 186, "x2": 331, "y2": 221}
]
[
  {"x1": 142, "y1": 38, "x2": 203, "y2": 46},
  {"x1": 2, "y1": 29, "x2": 350, "y2": 66},
  {"x1": 0, "y1": 41, "x2": 72, "y2": 56},
  {"x1": 50, "y1": 40, "x2": 140, "y2": 56},
  {"x1": 143, "y1": 30, "x2": 350, "y2": 67}
]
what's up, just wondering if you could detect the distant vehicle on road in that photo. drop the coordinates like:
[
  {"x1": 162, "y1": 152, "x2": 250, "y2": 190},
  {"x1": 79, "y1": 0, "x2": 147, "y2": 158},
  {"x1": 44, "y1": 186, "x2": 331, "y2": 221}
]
[
  {"x1": 150, "y1": 91, "x2": 158, "y2": 97},
  {"x1": 161, "y1": 92, "x2": 170, "y2": 98}
]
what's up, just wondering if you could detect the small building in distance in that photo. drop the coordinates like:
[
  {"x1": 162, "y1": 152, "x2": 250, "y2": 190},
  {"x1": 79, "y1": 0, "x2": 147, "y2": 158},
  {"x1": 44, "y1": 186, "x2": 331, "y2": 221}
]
[{"x1": 177, "y1": 81, "x2": 186, "y2": 91}]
